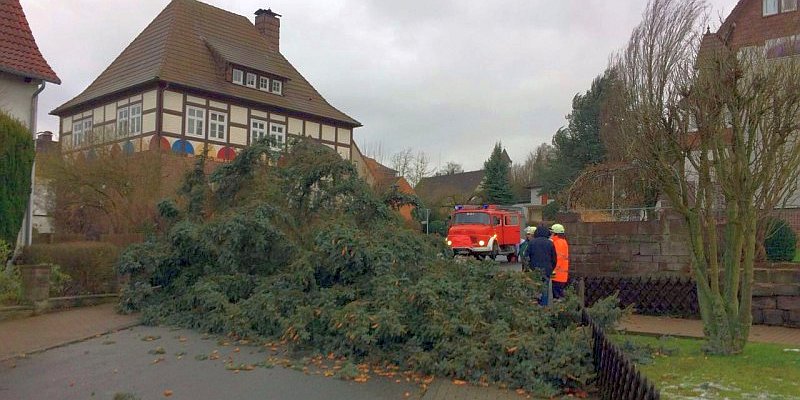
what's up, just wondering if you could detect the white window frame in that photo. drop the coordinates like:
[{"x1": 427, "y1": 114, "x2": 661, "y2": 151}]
[
  {"x1": 268, "y1": 122, "x2": 286, "y2": 149},
  {"x1": 764, "y1": 0, "x2": 780, "y2": 15},
  {"x1": 250, "y1": 119, "x2": 267, "y2": 143},
  {"x1": 72, "y1": 120, "x2": 84, "y2": 147},
  {"x1": 209, "y1": 111, "x2": 227, "y2": 140},
  {"x1": 186, "y1": 106, "x2": 205, "y2": 137},
  {"x1": 72, "y1": 119, "x2": 92, "y2": 147},
  {"x1": 246, "y1": 72, "x2": 257, "y2": 88},
  {"x1": 232, "y1": 69, "x2": 244, "y2": 85},
  {"x1": 783, "y1": 0, "x2": 798, "y2": 12},
  {"x1": 117, "y1": 107, "x2": 129, "y2": 137},
  {"x1": 270, "y1": 79, "x2": 283, "y2": 95},
  {"x1": 259, "y1": 76, "x2": 270, "y2": 91},
  {"x1": 130, "y1": 103, "x2": 142, "y2": 135}
]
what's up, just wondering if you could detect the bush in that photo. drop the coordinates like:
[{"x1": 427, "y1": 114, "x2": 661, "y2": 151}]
[
  {"x1": 118, "y1": 139, "x2": 622, "y2": 395},
  {"x1": 542, "y1": 201, "x2": 561, "y2": 221},
  {"x1": 765, "y1": 219, "x2": 797, "y2": 262},
  {"x1": 0, "y1": 266, "x2": 22, "y2": 305},
  {"x1": 23, "y1": 242, "x2": 120, "y2": 295},
  {"x1": 0, "y1": 111, "x2": 35, "y2": 245},
  {"x1": 427, "y1": 220, "x2": 448, "y2": 236}
]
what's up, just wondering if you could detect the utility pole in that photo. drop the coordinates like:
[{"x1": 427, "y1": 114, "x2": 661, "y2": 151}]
[{"x1": 425, "y1": 209, "x2": 430, "y2": 235}]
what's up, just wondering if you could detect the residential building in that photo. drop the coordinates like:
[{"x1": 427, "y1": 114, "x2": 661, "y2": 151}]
[
  {"x1": 51, "y1": 0, "x2": 360, "y2": 163},
  {"x1": 0, "y1": 0, "x2": 61, "y2": 247},
  {"x1": 0, "y1": 0, "x2": 61, "y2": 129},
  {"x1": 696, "y1": 0, "x2": 800, "y2": 230},
  {"x1": 415, "y1": 150, "x2": 512, "y2": 215},
  {"x1": 351, "y1": 144, "x2": 417, "y2": 221},
  {"x1": 415, "y1": 170, "x2": 487, "y2": 214}
]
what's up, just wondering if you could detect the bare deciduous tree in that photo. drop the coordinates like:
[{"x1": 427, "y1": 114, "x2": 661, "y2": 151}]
[
  {"x1": 614, "y1": 0, "x2": 800, "y2": 354},
  {"x1": 391, "y1": 148, "x2": 433, "y2": 187},
  {"x1": 435, "y1": 161, "x2": 464, "y2": 176}
]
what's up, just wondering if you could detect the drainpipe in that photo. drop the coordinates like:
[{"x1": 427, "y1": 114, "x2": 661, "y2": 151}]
[{"x1": 23, "y1": 81, "x2": 47, "y2": 246}]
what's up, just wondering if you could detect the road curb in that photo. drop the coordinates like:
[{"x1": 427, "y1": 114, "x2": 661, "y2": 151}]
[{"x1": 1, "y1": 319, "x2": 141, "y2": 362}]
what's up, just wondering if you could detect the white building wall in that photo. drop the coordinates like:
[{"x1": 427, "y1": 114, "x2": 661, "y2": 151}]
[{"x1": 0, "y1": 71, "x2": 40, "y2": 129}]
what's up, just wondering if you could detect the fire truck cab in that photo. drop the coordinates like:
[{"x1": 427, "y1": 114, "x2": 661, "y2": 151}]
[{"x1": 445, "y1": 205, "x2": 524, "y2": 261}]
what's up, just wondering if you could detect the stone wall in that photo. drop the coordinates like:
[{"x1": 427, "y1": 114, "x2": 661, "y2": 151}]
[
  {"x1": 566, "y1": 217, "x2": 800, "y2": 327},
  {"x1": 568, "y1": 218, "x2": 692, "y2": 277},
  {"x1": 752, "y1": 263, "x2": 800, "y2": 327}
]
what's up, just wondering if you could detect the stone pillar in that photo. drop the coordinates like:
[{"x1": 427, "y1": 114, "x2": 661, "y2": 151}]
[{"x1": 20, "y1": 264, "x2": 51, "y2": 309}]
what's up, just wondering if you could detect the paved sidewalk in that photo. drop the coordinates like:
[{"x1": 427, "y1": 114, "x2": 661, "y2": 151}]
[
  {"x1": 0, "y1": 303, "x2": 139, "y2": 361},
  {"x1": 620, "y1": 314, "x2": 800, "y2": 346}
]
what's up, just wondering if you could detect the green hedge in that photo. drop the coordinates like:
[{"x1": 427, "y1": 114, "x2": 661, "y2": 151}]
[
  {"x1": 23, "y1": 242, "x2": 120, "y2": 295},
  {"x1": 765, "y1": 219, "x2": 797, "y2": 262},
  {"x1": 0, "y1": 111, "x2": 35, "y2": 245}
]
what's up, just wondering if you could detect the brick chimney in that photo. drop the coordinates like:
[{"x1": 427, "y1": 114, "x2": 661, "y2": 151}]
[{"x1": 254, "y1": 8, "x2": 281, "y2": 53}]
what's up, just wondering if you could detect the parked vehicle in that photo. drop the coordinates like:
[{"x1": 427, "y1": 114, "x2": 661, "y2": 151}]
[{"x1": 445, "y1": 205, "x2": 524, "y2": 261}]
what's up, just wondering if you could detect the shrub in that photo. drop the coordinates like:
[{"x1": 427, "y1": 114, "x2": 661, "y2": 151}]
[
  {"x1": 542, "y1": 201, "x2": 561, "y2": 221},
  {"x1": 0, "y1": 266, "x2": 22, "y2": 305},
  {"x1": 0, "y1": 111, "x2": 35, "y2": 245},
  {"x1": 23, "y1": 242, "x2": 120, "y2": 295},
  {"x1": 118, "y1": 139, "x2": 622, "y2": 395},
  {"x1": 765, "y1": 219, "x2": 797, "y2": 262},
  {"x1": 427, "y1": 220, "x2": 448, "y2": 236}
]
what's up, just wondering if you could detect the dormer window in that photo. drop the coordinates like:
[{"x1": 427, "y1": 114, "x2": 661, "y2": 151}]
[
  {"x1": 271, "y1": 79, "x2": 282, "y2": 95},
  {"x1": 246, "y1": 72, "x2": 257, "y2": 88},
  {"x1": 259, "y1": 76, "x2": 270, "y2": 91},
  {"x1": 232, "y1": 69, "x2": 243, "y2": 85}
]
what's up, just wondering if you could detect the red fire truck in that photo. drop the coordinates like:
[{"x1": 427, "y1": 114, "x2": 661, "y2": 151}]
[{"x1": 445, "y1": 205, "x2": 525, "y2": 261}]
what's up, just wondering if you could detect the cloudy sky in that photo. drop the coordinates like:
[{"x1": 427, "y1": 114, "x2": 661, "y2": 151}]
[{"x1": 22, "y1": 0, "x2": 736, "y2": 171}]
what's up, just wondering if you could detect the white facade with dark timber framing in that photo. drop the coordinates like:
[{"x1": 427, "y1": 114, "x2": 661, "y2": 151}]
[{"x1": 51, "y1": 0, "x2": 360, "y2": 162}]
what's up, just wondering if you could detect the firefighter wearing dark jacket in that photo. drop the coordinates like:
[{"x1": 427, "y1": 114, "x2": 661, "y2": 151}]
[{"x1": 525, "y1": 224, "x2": 557, "y2": 306}]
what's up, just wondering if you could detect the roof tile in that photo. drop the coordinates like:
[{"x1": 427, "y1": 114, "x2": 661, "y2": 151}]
[
  {"x1": 0, "y1": 0, "x2": 60, "y2": 83},
  {"x1": 52, "y1": 0, "x2": 358, "y2": 126}
]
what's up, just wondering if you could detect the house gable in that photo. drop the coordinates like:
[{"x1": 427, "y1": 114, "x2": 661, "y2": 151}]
[
  {"x1": 0, "y1": 0, "x2": 60, "y2": 83},
  {"x1": 51, "y1": 0, "x2": 359, "y2": 128}
]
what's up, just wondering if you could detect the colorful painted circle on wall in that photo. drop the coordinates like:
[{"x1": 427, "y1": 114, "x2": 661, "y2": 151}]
[
  {"x1": 217, "y1": 146, "x2": 236, "y2": 161},
  {"x1": 123, "y1": 141, "x2": 135, "y2": 155},
  {"x1": 110, "y1": 143, "x2": 122, "y2": 157},
  {"x1": 148, "y1": 136, "x2": 170, "y2": 151},
  {"x1": 171, "y1": 139, "x2": 194, "y2": 155}
]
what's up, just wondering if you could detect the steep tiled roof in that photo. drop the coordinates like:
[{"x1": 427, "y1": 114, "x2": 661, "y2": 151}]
[
  {"x1": 415, "y1": 170, "x2": 485, "y2": 205},
  {"x1": 0, "y1": 0, "x2": 60, "y2": 83},
  {"x1": 52, "y1": 0, "x2": 359, "y2": 126},
  {"x1": 363, "y1": 156, "x2": 399, "y2": 185}
]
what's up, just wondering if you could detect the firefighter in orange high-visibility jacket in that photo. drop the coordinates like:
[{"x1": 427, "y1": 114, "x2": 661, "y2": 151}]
[{"x1": 550, "y1": 224, "x2": 569, "y2": 300}]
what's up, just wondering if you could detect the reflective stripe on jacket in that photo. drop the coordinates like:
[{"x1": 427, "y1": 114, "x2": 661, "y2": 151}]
[{"x1": 552, "y1": 235, "x2": 569, "y2": 283}]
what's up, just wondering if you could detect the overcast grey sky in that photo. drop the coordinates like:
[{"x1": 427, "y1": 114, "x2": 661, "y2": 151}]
[{"x1": 23, "y1": 0, "x2": 736, "y2": 171}]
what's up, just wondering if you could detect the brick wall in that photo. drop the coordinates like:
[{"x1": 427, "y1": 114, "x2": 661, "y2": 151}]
[
  {"x1": 726, "y1": 0, "x2": 800, "y2": 49},
  {"x1": 771, "y1": 208, "x2": 800, "y2": 238}
]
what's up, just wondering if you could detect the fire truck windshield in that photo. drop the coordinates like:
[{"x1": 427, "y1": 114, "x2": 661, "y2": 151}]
[{"x1": 452, "y1": 212, "x2": 491, "y2": 225}]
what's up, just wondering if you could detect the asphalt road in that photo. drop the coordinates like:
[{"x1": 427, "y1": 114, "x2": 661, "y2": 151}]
[{"x1": 0, "y1": 325, "x2": 423, "y2": 400}]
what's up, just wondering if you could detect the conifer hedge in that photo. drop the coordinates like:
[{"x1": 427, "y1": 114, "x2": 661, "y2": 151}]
[
  {"x1": 0, "y1": 111, "x2": 34, "y2": 245},
  {"x1": 118, "y1": 139, "x2": 619, "y2": 396}
]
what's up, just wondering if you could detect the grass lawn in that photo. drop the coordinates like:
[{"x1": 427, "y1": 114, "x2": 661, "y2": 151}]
[
  {"x1": 794, "y1": 250, "x2": 800, "y2": 263},
  {"x1": 613, "y1": 334, "x2": 800, "y2": 400}
]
